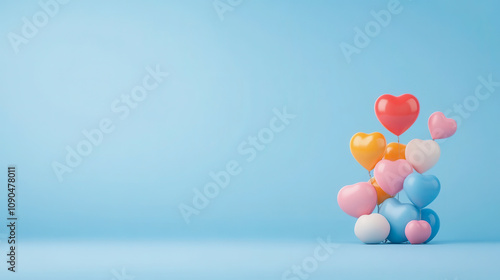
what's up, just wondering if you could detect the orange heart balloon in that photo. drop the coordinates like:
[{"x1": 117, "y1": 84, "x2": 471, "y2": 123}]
[
  {"x1": 370, "y1": 177, "x2": 393, "y2": 205},
  {"x1": 384, "y1": 142, "x2": 406, "y2": 161},
  {"x1": 350, "y1": 132, "x2": 386, "y2": 171}
]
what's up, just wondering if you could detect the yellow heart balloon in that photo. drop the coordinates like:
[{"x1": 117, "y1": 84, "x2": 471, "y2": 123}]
[
  {"x1": 384, "y1": 142, "x2": 406, "y2": 161},
  {"x1": 350, "y1": 132, "x2": 386, "y2": 171}
]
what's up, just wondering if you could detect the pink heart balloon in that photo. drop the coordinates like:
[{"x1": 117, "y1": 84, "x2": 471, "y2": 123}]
[
  {"x1": 405, "y1": 220, "x2": 432, "y2": 244},
  {"x1": 337, "y1": 182, "x2": 377, "y2": 218},
  {"x1": 428, "y1": 111, "x2": 457, "y2": 140},
  {"x1": 373, "y1": 159, "x2": 413, "y2": 196}
]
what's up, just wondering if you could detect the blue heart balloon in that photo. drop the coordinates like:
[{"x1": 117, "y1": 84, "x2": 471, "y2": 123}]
[
  {"x1": 421, "y1": 208, "x2": 440, "y2": 243},
  {"x1": 404, "y1": 173, "x2": 440, "y2": 209},
  {"x1": 379, "y1": 198, "x2": 419, "y2": 243}
]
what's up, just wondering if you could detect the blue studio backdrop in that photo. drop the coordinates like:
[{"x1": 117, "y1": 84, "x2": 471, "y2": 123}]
[{"x1": 0, "y1": 0, "x2": 499, "y2": 279}]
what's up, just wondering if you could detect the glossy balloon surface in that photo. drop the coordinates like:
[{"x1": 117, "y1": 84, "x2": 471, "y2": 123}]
[
  {"x1": 421, "y1": 208, "x2": 440, "y2": 243},
  {"x1": 355, "y1": 213, "x2": 390, "y2": 244},
  {"x1": 374, "y1": 159, "x2": 413, "y2": 196},
  {"x1": 338, "y1": 182, "x2": 377, "y2": 218},
  {"x1": 379, "y1": 198, "x2": 419, "y2": 243},
  {"x1": 428, "y1": 111, "x2": 457, "y2": 140},
  {"x1": 350, "y1": 132, "x2": 386, "y2": 171},
  {"x1": 405, "y1": 220, "x2": 432, "y2": 244},
  {"x1": 375, "y1": 94, "x2": 420, "y2": 136},
  {"x1": 369, "y1": 178, "x2": 392, "y2": 205},
  {"x1": 384, "y1": 142, "x2": 406, "y2": 161},
  {"x1": 404, "y1": 173, "x2": 441, "y2": 209},
  {"x1": 405, "y1": 139, "x2": 440, "y2": 174}
]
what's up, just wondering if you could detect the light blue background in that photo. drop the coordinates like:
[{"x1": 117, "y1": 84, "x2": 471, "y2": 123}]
[{"x1": 0, "y1": 0, "x2": 499, "y2": 279}]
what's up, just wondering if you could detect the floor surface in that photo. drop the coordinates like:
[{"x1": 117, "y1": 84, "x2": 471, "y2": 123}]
[{"x1": 1, "y1": 240, "x2": 497, "y2": 279}]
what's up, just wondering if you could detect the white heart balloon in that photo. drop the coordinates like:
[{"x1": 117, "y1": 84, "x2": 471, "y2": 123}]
[
  {"x1": 405, "y1": 139, "x2": 440, "y2": 173},
  {"x1": 354, "y1": 213, "x2": 390, "y2": 244}
]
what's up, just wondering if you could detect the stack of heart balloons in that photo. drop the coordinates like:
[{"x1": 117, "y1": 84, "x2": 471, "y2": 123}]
[{"x1": 337, "y1": 94, "x2": 457, "y2": 244}]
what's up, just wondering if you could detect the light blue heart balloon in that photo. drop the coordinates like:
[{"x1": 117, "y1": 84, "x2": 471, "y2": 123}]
[
  {"x1": 421, "y1": 208, "x2": 440, "y2": 243},
  {"x1": 379, "y1": 198, "x2": 419, "y2": 243},
  {"x1": 404, "y1": 173, "x2": 440, "y2": 209}
]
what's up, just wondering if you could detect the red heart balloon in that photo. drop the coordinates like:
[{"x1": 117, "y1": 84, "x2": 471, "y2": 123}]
[{"x1": 374, "y1": 94, "x2": 420, "y2": 136}]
